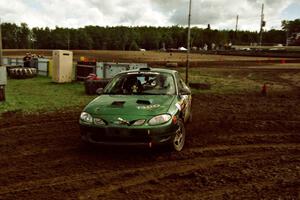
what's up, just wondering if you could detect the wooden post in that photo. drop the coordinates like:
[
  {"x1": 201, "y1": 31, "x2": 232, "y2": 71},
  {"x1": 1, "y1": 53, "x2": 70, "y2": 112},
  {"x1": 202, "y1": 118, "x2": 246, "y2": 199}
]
[
  {"x1": 186, "y1": 0, "x2": 192, "y2": 84},
  {"x1": 259, "y1": 4, "x2": 264, "y2": 46},
  {"x1": 0, "y1": 66, "x2": 7, "y2": 102},
  {"x1": 0, "y1": 85, "x2": 5, "y2": 102},
  {"x1": 0, "y1": 19, "x2": 4, "y2": 102},
  {"x1": 0, "y1": 18, "x2": 3, "y2": 66}
]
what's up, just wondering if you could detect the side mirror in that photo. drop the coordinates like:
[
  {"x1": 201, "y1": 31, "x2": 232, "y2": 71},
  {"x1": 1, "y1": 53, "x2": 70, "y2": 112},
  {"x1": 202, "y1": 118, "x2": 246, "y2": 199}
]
[
  {"x1": 96, "y1": 88, "x2": 104, "y2": 95},
  {"x1": 179, "y1": 89, "x2": 191, "y2": 95}
]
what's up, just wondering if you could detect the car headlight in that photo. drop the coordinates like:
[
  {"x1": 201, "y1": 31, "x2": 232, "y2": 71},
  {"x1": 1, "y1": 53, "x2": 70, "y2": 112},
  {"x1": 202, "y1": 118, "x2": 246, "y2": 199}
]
[
  {"x1": 148, "y1": 114, "x2": 171, "y2": 126},
  {"x1": 132, "y1": 119, "x2": 146, "y2": 126},
  {"x1": 80, "y1": 112, "x2": 93, "y2": 124}
]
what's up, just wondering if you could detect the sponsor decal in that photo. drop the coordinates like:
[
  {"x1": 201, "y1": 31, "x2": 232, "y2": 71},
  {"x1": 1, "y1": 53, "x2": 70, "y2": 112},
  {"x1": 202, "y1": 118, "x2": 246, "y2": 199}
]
[{"x1": 137, "y1": 104, "x2": 160, "y2": 110}]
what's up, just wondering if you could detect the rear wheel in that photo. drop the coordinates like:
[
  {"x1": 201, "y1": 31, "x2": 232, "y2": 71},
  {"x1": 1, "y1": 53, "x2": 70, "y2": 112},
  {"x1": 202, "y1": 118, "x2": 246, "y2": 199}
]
[{"x1": 172, "y1": 119, "x2": 186, "y2": 152}]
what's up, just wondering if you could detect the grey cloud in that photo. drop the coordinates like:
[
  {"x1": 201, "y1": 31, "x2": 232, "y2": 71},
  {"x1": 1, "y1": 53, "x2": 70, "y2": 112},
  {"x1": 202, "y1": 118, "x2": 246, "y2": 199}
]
[
  {"x1": 88, "y1": 0, "x2": 119, "y2": 17},
  {"x1": 151, "y1": 0, "x2": 245, "y2": 26},
  {"x1": 0, "y1": 0, "x2": 297, "y2": 30},
  {"x1": 151, "y1": 0, "x2": 296, "y2": 29}
]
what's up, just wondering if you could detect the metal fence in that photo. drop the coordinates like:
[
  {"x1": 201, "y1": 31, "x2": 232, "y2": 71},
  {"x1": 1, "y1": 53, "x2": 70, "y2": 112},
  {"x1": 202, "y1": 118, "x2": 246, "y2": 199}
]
[
  {"x1": 76, "y1": 62, "x2": 148, "y2": 81},
  {"x1": 2, "y1": 57, "x2": 50, "y2": 76}
]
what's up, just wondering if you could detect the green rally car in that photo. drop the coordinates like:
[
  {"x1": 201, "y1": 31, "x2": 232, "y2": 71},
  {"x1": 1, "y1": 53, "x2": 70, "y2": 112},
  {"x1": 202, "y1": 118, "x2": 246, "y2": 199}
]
[{"x1": 79, "y1": 67, "x2": 192, "y2": 151}]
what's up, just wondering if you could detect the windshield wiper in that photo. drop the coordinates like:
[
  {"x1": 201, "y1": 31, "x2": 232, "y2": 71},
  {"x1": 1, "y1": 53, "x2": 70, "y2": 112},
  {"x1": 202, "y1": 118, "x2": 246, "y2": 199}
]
[
  {"x1": 140, "y1": 92, "x2": 169, "y2": 95},
  {"x1": 138, "y1": 92, "x2": 157, "y2": 95},
  {"x1": 103, "y1": 92, "x2": 124, "y2": 95}
]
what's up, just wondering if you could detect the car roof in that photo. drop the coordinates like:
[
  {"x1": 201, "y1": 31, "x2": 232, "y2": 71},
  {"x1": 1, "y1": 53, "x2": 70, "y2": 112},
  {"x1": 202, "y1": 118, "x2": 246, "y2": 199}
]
[{"x1": 122, "y1": 67, "x2": 178, "y2": 75}]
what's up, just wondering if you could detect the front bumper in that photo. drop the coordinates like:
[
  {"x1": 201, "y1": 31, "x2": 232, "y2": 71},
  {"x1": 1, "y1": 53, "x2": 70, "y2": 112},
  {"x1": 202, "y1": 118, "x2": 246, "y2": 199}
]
[{"x1": 79, "y1": 121, "x2": 178, "y2": 147}]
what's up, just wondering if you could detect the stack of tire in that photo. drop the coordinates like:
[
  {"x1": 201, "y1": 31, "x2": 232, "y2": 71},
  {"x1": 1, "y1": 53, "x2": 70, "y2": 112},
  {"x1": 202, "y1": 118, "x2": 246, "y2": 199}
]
[
  {"x1": 9, "y1": 67, "x2": 37, "y2": 79},
  {"x1": 84, "y1": 79, "x2": 110, "y2": 95}
]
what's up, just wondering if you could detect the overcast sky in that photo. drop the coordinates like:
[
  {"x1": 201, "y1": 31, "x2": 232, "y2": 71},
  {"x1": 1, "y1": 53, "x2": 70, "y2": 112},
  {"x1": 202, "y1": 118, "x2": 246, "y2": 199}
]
[{"x1": 0, "y1": 0, "x2": 299, "y2": 31}]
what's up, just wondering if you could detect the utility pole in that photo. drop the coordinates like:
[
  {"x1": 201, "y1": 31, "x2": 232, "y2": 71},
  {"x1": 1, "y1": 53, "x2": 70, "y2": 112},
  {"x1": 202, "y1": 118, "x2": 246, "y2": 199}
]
[
  {"x1": 259, "y1": 3, "x2": 265, "y2": 46},
  {"x1": 0, "y1": 18, "x2": 6, "y2": 102},
  {"x1": 186, "y1": 0, "x2": 192, "y2": 84},
  {"x1": 286, "y1": 25, "x2": 289, "y2": 46},
  {"x1": 235, "y1": 15, "x2": 239, "y2": 44},
  {"x1": 67, "y1": 31, "x2": 70, "y2": 50},
  {"x1": 235, "y1": 15, "x2": 239, "y2": 32},
  {"x1": 0, "y1": 18, "x2": 3, "y2": 66}
]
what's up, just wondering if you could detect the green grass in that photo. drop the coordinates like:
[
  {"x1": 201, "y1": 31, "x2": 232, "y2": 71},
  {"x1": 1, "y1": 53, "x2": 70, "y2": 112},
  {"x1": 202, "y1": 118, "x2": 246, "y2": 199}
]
[
  {"x1": 176, "y1": 67, "x2": 294, "y2": 94},
  {"x1": 0, "y1": 76, "x2": 96, "y2": 114},
  {"x1": 175, "y1": 68, "x2": 260, "y2": 94}
]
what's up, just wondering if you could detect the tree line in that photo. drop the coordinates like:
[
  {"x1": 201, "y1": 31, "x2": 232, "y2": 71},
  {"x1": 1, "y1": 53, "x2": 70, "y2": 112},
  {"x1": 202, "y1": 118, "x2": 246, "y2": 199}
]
[{"x1": 1, "y1": 19, "x2": 299, "y2": 50}]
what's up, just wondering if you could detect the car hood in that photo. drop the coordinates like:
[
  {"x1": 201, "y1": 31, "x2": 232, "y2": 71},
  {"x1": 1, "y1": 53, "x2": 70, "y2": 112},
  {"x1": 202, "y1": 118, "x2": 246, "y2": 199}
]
[{"x1": 85, "y1": 94, "x2": 176, "y2": 117}]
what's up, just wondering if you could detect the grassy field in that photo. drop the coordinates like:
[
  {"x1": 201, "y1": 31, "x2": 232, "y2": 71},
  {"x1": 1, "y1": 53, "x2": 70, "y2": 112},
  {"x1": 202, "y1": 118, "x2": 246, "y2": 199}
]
[
  {"x1": 177, "y1": 65, "x2": 298, "y2": 94},
  {"x1": 1, "y1": 63, "x2": 299, "y2": 114},
  {"x1": 0, "y1": 77, "x2": 96, "y2": 114}
]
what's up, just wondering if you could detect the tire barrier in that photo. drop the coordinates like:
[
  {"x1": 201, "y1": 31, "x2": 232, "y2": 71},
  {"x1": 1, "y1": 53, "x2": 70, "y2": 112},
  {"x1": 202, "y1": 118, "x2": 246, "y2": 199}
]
[
  {"x1": 0, "y1": 86, "x2": 5, "y2": 102},
  {"x1": 84, "y1": 79, "x2": 110, "y2": 95},
  {"x1": 9, "y1": 68, "x2": 37, "y2": 79},
  {"x1": 6, "y1": 65, "x2": 22, "y2": 76}
]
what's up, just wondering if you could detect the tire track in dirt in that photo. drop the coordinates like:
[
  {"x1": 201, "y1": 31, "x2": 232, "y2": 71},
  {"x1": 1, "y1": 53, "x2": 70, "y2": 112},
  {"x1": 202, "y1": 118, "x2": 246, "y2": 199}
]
[
  {"x1": 0, "y1": 152, "x2": 283, "y2": 198},
  {"x1": 2, "y1": 130, "x2": 298, "y2": 162},
  {"x1": 100, "y1": 154, "x2": 299, "y2": 200},
  {"x1": 1, "y1": 140, "x2": 298, "y2": 179},
  {"x1": 0, "y1": 144, "x2": 299, "y2": 199},
  {"x1": 1, "y1": 93, "x2": 300, "y2": 199},
  {"x1": 0, "y1": 119, "x2": 76, "y2": 133},
  {"x1": 0, "y1": 116, "x2": 299, "y2": 184},
  {"x1": 78, "y1": 150, "x2": 299, "y2": 199}
]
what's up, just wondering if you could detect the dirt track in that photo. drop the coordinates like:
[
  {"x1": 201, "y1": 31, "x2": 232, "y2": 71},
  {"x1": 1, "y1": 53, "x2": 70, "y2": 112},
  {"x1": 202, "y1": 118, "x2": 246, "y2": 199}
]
[
  {"x1": 4, "y1": 49, "x2": 300, "y2": 68},
  {"x1": 0, "y1": 93, "x2": 300, "y2": 199}
]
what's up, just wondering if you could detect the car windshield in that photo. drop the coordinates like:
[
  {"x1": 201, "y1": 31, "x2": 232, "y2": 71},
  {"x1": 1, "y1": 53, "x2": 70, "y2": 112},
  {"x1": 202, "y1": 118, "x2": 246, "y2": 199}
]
[{"x1": 104, "y1": 72, "x2": 176, "y2": 95}]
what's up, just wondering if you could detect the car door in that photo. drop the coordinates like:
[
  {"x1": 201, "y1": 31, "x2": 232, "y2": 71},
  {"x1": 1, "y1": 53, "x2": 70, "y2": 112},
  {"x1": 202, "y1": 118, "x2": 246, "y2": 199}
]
[{"x1": 175, "y1": 73, "x2": 192, "y2": 123}]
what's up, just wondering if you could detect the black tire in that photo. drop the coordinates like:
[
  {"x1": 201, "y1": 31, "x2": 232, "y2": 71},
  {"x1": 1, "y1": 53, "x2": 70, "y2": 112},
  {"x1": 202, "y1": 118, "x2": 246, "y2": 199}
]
[
  {"x1": 10, "y1": 69, "x2": 19, "y2": 79},
  {"x1": 14, "y1": 68, "x2": 20, "y2": 78},
  {"x1": 9, "y1": 69, "x2": 15, "y2": 78},
  {"x1": 171, "y1": 119, "x2": 186, "y2": 152},
  {"x1": 27, "y1": 68, "x2": 37, "y2": 78},
  {"x1": 21, "y1": 68, "x2": 26, "y2": 78},
  {"x1": 26, "y1": 68, "x2": 32, "y2": 78}
]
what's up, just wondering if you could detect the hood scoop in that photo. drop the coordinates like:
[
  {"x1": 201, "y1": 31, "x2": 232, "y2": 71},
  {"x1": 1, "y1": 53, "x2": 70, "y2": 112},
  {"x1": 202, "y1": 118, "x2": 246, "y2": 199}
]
[
  {"x1": 111, "y1": 101, "x2": 125, "y2": 107},
  {"x1": 136, "y1": 99, "x2": 152, "y2": 105}
]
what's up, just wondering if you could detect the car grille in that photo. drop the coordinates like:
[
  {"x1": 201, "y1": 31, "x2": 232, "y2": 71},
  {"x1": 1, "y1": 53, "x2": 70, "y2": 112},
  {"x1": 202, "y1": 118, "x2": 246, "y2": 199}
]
[{"x1": 86, "y1": 128, "x2": 151, "y2": 144}]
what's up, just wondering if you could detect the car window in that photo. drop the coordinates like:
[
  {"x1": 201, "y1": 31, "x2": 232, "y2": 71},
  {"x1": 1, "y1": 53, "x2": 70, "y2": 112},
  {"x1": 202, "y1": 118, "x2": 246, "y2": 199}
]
[
  {"x1": 175, "y1": 72, "x2": 190, "y2": 94},
  {"x1": 104, "y1": 72, "x2": 176, "y2": 95}
]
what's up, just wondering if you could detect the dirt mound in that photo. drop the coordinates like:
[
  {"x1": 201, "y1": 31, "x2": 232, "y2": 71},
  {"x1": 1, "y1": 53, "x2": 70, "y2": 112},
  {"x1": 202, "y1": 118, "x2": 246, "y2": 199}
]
[{"x1": 0, "y1": 93, "x2": 299, "y2": 199}]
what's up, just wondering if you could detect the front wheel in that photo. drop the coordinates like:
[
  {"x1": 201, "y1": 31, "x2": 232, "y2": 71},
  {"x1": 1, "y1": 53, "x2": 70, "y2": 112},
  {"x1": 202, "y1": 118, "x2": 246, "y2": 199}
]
[{"x1": 172, "y1": 119, "x2": 186, "y2": 152}]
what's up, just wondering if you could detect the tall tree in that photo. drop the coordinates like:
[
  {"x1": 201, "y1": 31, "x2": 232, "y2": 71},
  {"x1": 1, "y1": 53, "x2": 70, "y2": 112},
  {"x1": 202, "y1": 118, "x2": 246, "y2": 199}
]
[
  {"x1": 17, "y1": 23, "x2": 30, "y2": 49},
  {"x1": 2, "y1": 21, "x2": 299, "y2": 50},
  {"x1": 1, "y1": 23, "x2": 19, "y2": 48},
  {"x1": 282, "y1": 19, "x2": 300, "y2": 33}
]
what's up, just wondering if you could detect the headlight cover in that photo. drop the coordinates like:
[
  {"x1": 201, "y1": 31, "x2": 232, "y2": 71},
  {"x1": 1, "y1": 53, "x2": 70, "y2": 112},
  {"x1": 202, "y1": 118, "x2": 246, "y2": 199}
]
[
  {"x1": 94, "y1": 118, "x2": 106, "y2": 126},
  {"x1": 132, "y1": 119, "x2": 146, "y2": 126},
  {"x1": 148, "y1": 114, "x2": 171, "y2": 126},
  {"x1": 80, "y1": 112, "x2": 93, "y2": 124}
]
